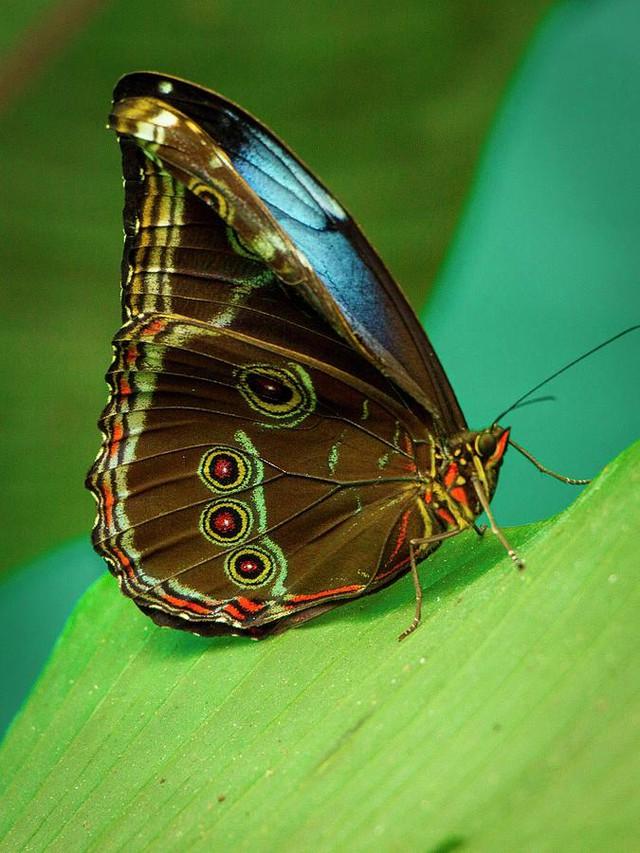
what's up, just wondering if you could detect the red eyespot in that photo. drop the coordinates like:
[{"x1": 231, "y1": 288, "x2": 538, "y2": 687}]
[
  {"x1": 199, "y1": 447, "x2": 252, "y2": 493},
  {"x1": 225, "y1": 545, "x2": 277, "y2": 588},
  {"x1": 212, "y1": 509, "x2": 238, "y2": 535},
  {"x1": 200, "y1": 500, "x2": 252, "y2": 545},
  {"x1": 236, "y1": 556, "x2": 264, "y2": 580}
]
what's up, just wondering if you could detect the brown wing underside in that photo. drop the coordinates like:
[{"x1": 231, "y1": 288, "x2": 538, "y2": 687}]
[{"x1": 87, "y1": 145, "x2": 432, "y2": 634}]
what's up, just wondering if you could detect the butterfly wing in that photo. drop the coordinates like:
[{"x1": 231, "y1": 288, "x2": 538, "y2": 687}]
[
  {"x1": 88, "y1": 310, "x2": 429, "y2": 636},
  {"x1": 87, "y1": 112, "x2": 439, "y2": 635},
  {"x1": 110, "y1": 71, "x2": 467, "y2": 436}
]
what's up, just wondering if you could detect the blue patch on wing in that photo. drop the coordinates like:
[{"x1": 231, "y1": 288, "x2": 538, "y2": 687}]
[{"x1": 230, "y1": 125, "x2": 396, "y2": 355}]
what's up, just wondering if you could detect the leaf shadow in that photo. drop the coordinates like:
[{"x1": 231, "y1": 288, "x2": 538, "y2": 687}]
[{"x1": 135, "y1": 522, "x2": 546, "y2": 659}]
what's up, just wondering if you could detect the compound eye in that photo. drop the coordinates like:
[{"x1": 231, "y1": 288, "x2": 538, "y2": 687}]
[{"x1": 475, "y1": 432, "x2": 498, "y2": 458}]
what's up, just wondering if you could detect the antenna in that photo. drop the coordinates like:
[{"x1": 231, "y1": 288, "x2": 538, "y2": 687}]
[
  {"x1": 494, "y1": 325, "x2": 639, "y2": 425},
  {"x1": 509, "y1": 394, "x2": 556, "y2": 413}
]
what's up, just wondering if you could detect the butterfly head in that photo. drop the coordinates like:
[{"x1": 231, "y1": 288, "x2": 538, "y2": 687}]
[{"x1": 440, "y1": 425, "x2": 510, "y2": 519}]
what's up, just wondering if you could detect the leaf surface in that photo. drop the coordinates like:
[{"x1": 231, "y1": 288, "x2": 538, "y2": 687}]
[{"x1": 1, "y1": 442, "x2": 638, "y2": 850}]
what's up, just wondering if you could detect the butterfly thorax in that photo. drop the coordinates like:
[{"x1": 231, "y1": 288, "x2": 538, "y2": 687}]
[{"x1": 420, "y1": 425, "x2": 510, "y2": 533}]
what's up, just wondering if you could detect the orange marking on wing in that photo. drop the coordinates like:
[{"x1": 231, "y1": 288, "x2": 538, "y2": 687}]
[
  {"x1": 111, "y1": 545, "x2": 134, "y2": 579},
  {"x1": 444, "y1": 463, "x2": 458, "y2": 488},
  {"x1": 109, "y1": 420, "x2": 124, "y2": 460},
  {"x1": 236, "y1": 596, "x2": 264, "y2": 613},
  {"x1": 450, "y1": 486, "x2": 468, "y2": 506},
  {"x1": 163, "y1": 593, "x2": 212, "y2": 615},
  {"x1": 125, "y1": 345, "x2": 138, "y2": 367},
  {"x1": 377, "y1": 530, "x2": 451, "y2": 583},
  {"x1": 403, "y1": 434, "x2": 413, "y2": 455},
  {"x1": 402, "y1": 461, "x2": 417, "y2": 473},
  {"x1": 223, "y1": 602, "x2": 246, "y2": 621},
  {"x1": 287, "y1": 584, "x2": 363, "y2": 605},
  {"x1": 101, "y1": 481, "x2": 114, "y2": 529},
  {"x1": 424, "y1": 489, "x2": 433, "y2": 504},
  {"x1": 119, "y1": 376, "x2": 132, "y2": 396},
  {"x1": 142, "y1": 318, "x2": 167, "y2": 336},
  {"x1": 437, "y1": 507, "x2": 456, "y2": 527},
  {"x1": 388, "y1": 509, "x2": 411, "y2": 563}
]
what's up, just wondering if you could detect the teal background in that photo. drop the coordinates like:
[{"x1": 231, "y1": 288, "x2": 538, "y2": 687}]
[
  {"x1": 1, "y1": 0, "x2": 639, "y2": 733},
  {"x1": 428, "y1": 0, "x2": 640, "y2": 525}
]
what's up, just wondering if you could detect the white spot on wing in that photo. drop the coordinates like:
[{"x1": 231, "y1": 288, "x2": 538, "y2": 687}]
[
  {"x1": 153, "y1": 109, "x2": 179, "y2": 128},
  {"x1": 158, "y1": 80, "x2": 174, "y2": 94}
]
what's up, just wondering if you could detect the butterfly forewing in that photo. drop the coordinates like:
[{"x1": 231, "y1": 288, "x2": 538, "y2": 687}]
[{"x1": 112, "y1": 72, "x2": 466, "y2": 435}]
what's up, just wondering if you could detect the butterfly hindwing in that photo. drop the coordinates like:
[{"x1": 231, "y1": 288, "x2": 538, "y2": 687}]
[{"x1": 88, "y1": 312, "x2": 429, "y2": 635}]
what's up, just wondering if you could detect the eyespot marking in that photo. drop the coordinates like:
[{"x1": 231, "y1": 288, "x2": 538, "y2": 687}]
[
  {"x1": 237, "y1": 363, "x2": 316, "y2": 427},
  {"x1": 225, "y1": 545, "x2": 277, "y2": 588},
  {"x1": 199, "y1": 446, "x2": 255, "y2": 493},
  {"x1": 200, "y1": 499, "x2": 252, "y2": 545}
]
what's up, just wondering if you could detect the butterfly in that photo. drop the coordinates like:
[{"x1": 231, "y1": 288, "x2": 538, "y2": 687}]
[{"x1": 87, "y1": 71, "x2": 527, "y2": 640}]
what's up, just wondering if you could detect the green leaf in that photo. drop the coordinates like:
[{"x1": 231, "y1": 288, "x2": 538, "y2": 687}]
[{"x1": 1, "y1": 441, "x2": 638, "y2": 850}]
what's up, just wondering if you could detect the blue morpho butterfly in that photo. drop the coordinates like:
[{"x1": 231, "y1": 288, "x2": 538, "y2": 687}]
[{"x1": 87, "y1": 72, "x2": 588, "y2": 640}]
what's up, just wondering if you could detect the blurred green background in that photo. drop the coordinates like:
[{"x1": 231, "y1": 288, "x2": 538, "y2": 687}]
[
  {"x1": 1, "y1": 0, "x2": 553, "y2": 574},
  {"x1": 1, "y1": 0, "x2": 639, "y2": 732}
]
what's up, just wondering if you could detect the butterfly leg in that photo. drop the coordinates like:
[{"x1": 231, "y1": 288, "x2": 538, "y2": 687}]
[
  {"x1": 471, "y1": 478, "x2": 525, "y2": 570},
  {"x1": 398, "y1": 529, "x2": 462, "y2": 642}
]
